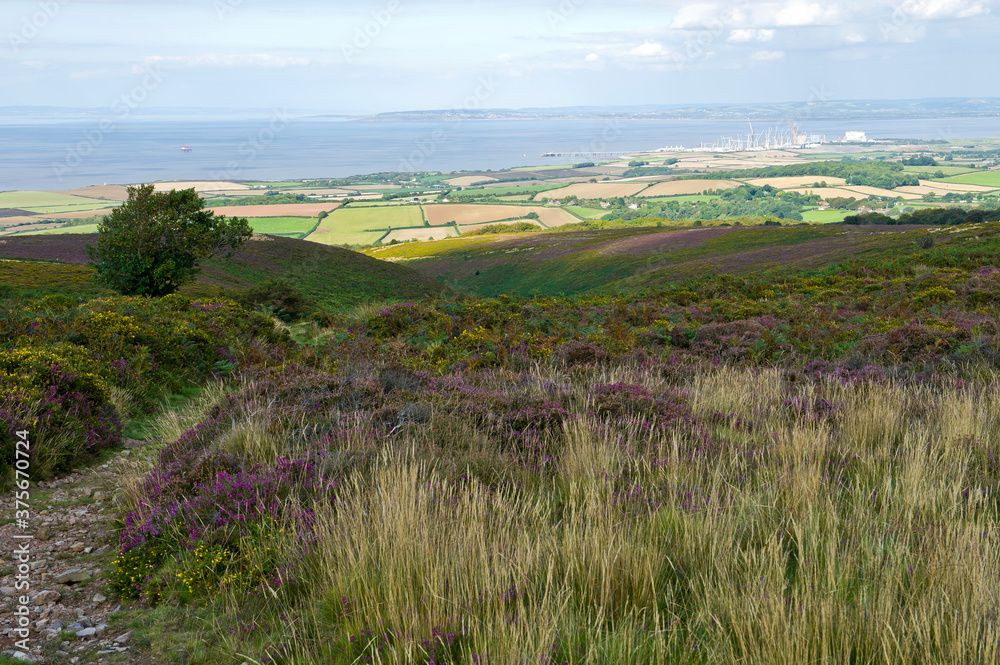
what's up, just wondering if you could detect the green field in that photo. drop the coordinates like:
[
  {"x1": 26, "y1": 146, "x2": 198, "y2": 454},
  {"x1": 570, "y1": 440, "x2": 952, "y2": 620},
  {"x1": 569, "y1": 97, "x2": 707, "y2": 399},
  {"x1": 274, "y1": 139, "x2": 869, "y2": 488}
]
[
  {"x1": 307, "y1": 205, "x2": 424, "y2": 246},
  {"x1": 801, "y1": 209, "x2": 850, "y2": 223},
  {"x1": 0, "y1": 191, "x2": 116, "y2": 213},
  {"x1": 245, "y1": 216, "x2": 318, "y2": 238},
  {"x1": 564, "y1": 206, "x2": 607, "y2": 219},
  {"x1": 468, "y1": 183, "x2": 567, "y2": 196},
  {"x1": 938, "y1": 171, "x2": 1000, "y2": 188}
]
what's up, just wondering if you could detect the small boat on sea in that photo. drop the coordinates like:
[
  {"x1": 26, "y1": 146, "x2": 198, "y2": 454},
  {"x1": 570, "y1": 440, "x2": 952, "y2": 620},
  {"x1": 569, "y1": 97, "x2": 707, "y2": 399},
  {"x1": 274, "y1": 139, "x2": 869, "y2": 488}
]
[{"x1": 180, "y1": 145, "x2": 192, "y2": 152}]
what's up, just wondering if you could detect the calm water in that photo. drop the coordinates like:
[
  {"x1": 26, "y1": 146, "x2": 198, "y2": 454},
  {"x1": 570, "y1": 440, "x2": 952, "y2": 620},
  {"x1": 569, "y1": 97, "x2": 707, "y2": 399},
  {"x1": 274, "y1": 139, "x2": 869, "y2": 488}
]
[{"x1": 2, "y1": 115, "x2": 999, "y2": 191}]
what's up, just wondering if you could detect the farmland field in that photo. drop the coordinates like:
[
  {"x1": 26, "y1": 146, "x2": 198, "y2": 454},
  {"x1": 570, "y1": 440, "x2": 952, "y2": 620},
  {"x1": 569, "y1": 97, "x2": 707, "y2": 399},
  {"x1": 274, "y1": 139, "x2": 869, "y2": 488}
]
[
  {"x1": 939, "y1": 171, "x2": 1000, "y2": 188},
  {"x1": 445, "y1": 175, "x2": 497, "y2": 187},
  {"x1": 244, "y1": 217, "x2": 317, "y2": 238},
  {"x1": 383, "y1": 226, "x2": 458, "y2": 243},
  {"x1": 903, "y1": 165, "x2": 975, "y2": 176},
  {"x1": 535, "y1": 182, "x2": 652, "y2": 200},
  {"x1": 0, "y1": 191, "x2": 117, "y2": 212},
  {"x1": 209, "y1": 203, "x2": 338, "y2": 218},
  {"x1": 422, "y1": 203, "x2": 577, "y2": 228},
  {"x1": 639, "y1": 180, "x2": 742, "y2": 197},
  {"x1": 921, "y1": 179, "x2": 999, "y2": 192},
  {"x1": 476, "y1": 183, "x2": 568, "y2": 195},
  {"x1": 787, "y1": 186, "x2": 919, "y2": 200},
  {"x1": 564, "y1": 205, "x2": 607, "y2": 219},
  {"x1": 308, "y1": 205, "x2": 423, "y2": 246},
  {"x1": 800, "y1": 209, "x2": 850, "y2": 223},
  {"x1": 29, "y1": 223, "x2": 101, "y2": 235},
  {"x1": 153, "y1": 181, "x2": 251, "y2": 192}
]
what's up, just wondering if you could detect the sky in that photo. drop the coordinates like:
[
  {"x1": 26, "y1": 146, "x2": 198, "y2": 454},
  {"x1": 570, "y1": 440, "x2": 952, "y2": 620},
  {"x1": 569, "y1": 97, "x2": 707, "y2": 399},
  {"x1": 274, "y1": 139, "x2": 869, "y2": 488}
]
[{"x1": 1, "y1": 0, "x2": 997, "y2": 114}]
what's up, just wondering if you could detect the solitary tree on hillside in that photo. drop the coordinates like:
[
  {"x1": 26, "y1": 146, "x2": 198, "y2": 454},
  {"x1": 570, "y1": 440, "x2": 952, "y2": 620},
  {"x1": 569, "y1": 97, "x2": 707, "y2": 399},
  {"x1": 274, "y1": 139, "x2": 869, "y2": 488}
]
[{"x1": 86, "y1": 184, "x2": 252, "y2": 297}]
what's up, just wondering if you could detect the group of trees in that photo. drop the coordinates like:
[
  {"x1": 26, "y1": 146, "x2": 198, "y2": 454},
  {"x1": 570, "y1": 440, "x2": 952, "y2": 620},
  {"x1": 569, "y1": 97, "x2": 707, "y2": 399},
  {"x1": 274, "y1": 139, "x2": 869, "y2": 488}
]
[
  {"x1": 602, "y1": 185, "x2": 815, "y2": 222},
  {"x1": 844, "y1": 207, "x2": 1000, "y2": 226},
  {"x1": 684, "y1": 159, "x2": 919, "y2": 190}
]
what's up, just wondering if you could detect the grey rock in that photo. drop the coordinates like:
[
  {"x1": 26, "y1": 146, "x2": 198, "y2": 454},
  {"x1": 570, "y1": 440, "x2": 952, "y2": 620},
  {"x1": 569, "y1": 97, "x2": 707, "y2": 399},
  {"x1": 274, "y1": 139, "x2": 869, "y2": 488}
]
[
  {"x1": 54, "y1": 569, "x2": 91, "y2": 584},
  {"x1": 34, "y1": 590, "x2": 61, "y2": 605},
  {"x1": 75, "y1": 627, "x2": 97, "y2": 639},
  {"x1": 0, "y1": 586, "x2": 17, "y2": 596},
  {"x1": 92, "y1": 592, "x2": 107, "y2": 603},
  {"x1": 95, "y1": 624, "x2": 107, "y2": 636},
  {"x1": 113, "y1": 631, "x2": 131, "y2": 644}
]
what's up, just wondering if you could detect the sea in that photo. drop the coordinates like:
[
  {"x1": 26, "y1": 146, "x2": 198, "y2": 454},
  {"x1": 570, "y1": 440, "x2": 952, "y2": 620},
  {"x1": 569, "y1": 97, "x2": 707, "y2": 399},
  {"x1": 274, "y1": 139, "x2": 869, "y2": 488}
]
[{"x1": 2, "y1": 115, "x2": 1000, "y2": 192}]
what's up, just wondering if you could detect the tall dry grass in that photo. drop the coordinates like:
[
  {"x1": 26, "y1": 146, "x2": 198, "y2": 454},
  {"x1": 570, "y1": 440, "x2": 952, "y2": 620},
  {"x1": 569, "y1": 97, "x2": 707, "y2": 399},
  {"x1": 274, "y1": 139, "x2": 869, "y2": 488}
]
[{"x1": 142, "y1": 367, "x2": 999, "y2": 664}]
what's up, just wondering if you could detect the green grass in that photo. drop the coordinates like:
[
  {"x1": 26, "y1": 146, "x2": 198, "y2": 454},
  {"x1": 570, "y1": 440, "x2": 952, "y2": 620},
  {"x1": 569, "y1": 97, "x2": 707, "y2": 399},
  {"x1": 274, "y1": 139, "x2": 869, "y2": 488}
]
[
  {"x1": 938, "y1": 171, "x2": 1000, "y2": 188},
  {"x1": 564, "y1": 206, "x2": 607, "y2": 219},
  {"x1": 307, "y1": 205, "x2": 424, "y2": 246},
  {"x1": 199, "y1": 235, "x2": 450, "y2": 310},
  {"x1": 245, "y1": 217, "x2": 317, "y2": 239},
  {"x1": 801, "y1": 209, "x2": 850, "y2": 223}
]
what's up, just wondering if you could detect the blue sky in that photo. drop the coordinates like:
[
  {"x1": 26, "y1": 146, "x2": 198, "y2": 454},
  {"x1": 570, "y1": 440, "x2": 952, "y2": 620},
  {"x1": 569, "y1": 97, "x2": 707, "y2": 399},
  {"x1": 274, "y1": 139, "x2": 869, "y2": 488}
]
[{"x1": 2, "y1": 0, "x2": 997, "y2": 114}]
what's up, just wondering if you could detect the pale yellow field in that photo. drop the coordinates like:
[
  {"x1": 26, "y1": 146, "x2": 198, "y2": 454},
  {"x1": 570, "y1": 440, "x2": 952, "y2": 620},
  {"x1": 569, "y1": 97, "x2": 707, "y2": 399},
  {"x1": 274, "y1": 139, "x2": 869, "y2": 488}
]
[
  {"x1": 422, "y1": 204, "x2": 575, "y2": 227},
  {"x1": 745, "y1": 176, "x2": 847, "y2": 188},
  {"x1": 917, "y1": 180, "x2": 997, "y2": 193},
  {"x1": 383, "y1": 227, "x2": 458, "y2": 243},
  {"x1": 445, "y1": 175, "x2": 497, "y2": 187},
  {"x1": 639, "y1": 180, "x2": 742, "y2": 197},
  {"x1": 535, "y1": 208, "x2": 580, "y2": 227},
  {"x1": 153, "y1": 181, "x2": 250, "y2": 192},
  {"x1": 842, "y1": 185, "x2": 922, "y2": 200},
  {"x1": 535, "y1": 182, "x2": 651, "y2": 200}
]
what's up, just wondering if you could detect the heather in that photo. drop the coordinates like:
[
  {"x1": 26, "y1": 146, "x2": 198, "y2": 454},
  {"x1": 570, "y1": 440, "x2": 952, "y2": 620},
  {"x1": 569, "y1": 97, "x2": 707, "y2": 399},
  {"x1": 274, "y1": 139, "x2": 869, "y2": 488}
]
[
  {"x1": 0, "y1": 294, "x2": 287, "y2": 478},
  {"x1": 110, "y1": 226, "x2": 1000, "y2": 663}
]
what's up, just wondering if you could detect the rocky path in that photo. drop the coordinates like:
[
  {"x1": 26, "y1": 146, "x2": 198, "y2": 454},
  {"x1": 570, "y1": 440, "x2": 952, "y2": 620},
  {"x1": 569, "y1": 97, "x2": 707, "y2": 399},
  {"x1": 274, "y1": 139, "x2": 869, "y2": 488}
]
[{"x1": 1, "y1": 441, "x2": 156, "y2": 664}]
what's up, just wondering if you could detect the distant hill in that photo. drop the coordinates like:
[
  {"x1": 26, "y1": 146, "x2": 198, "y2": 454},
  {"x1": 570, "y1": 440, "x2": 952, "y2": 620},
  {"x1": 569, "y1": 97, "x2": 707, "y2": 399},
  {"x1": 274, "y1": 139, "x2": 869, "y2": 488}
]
[
  {"x1": 365, "y1": 224, "x2": 937, "y2": 297},
  {"x1": 0, "y1": 233, "x2": 451, "y2": 309}
]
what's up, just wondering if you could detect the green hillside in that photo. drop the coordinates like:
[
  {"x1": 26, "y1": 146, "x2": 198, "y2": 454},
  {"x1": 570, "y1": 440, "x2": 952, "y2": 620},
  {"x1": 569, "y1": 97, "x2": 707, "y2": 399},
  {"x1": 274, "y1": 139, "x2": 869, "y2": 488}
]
[
  {"x1": 364, "y1": 223, "x2": 932, "y2": 297},
  {"x1": 0, "y1": 233, "x2": 450, "y2": 310}
]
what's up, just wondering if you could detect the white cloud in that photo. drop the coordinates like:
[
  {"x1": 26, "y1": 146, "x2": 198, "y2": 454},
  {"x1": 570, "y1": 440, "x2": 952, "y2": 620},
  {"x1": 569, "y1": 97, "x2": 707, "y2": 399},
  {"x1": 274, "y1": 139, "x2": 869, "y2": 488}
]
[
  {"x1": 629, "y1": 41, "x2": 669, "y2": 57},
  {"x1": 142, "y1": 54, "x2": 311, "y2": 68},
  {"x1": 585, "y1": 52, "x2": 601, "y2": 62},
  {"x1": 775, "y1": 2, "x2": 842, "y2": 26},
  {"x1": 670, "y1": 4, "x2": 720, "y2": 29},
  {"x1": 845, "y1": 33, "x2": 866, "y2": 43},
  {"x1": 728, "y1": 29, "x2": 775, "y2": 42},
  {"x1": 751, "y1": 50, "x2": 785, "y2": 60},
  {"x1": 901, "y1": 0, "x2": 990, "y2": 19}
]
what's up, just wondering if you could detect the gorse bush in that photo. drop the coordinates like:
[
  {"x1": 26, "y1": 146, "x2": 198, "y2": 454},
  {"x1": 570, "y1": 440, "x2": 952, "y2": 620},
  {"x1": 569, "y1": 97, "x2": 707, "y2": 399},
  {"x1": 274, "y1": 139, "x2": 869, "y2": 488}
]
[{"x1": 0, "y1": 295, "x2": 287, "y2": 478}]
